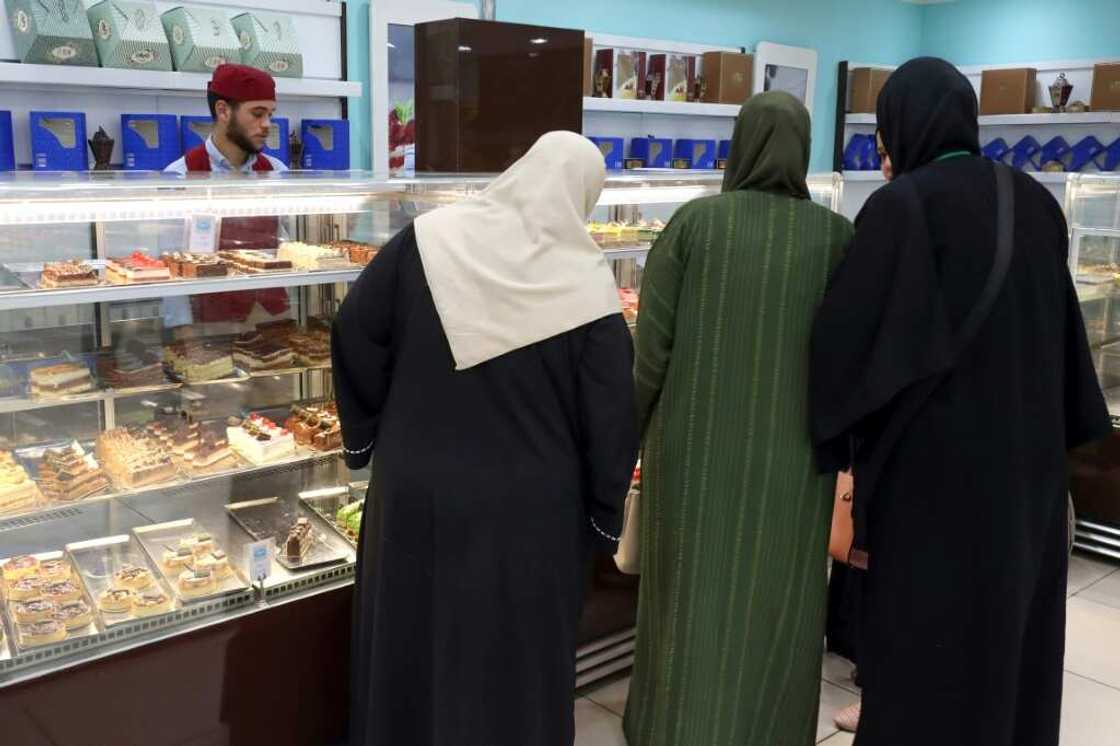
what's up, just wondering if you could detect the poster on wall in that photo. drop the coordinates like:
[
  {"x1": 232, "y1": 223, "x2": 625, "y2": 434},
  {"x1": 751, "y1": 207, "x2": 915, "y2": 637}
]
[{"x1": 754, "y1": 42, "x2": 818, "y2": 117}]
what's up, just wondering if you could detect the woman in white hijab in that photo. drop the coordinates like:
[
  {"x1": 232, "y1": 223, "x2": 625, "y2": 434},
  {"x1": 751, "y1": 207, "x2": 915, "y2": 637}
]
[{"x1": 334, "y1": 131, "x2": 639, "y2": 746}]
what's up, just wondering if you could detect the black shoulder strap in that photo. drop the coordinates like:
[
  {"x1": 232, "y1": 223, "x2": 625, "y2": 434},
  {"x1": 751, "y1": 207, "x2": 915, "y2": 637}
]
[{"x1": 955, "y1": 163, "x2": 1016, "y2": 352}]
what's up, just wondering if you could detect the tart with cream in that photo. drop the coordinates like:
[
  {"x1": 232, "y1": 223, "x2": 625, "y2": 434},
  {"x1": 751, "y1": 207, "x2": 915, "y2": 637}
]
[
  {"x1": 14, "y1": 598, "x2": 56, "y2": 624},
  {"x1": 98, "y1": 587, "x2": 134, "y2": 614},
  {"x1": 8, "y1": 576, "x2": 44, "y2": 601},
  {"x1": 133, "y1": 590, "x2": 172, "y2": 618},
  {"x1": 41, "y1": 580, "x2": 81, "y2": 604},
  {"x1": 54, "y1": 600, "x2": 93, "y2": 631},
  {"x1": 113, "y1": 565, "x2": 153, "y2": 591}
]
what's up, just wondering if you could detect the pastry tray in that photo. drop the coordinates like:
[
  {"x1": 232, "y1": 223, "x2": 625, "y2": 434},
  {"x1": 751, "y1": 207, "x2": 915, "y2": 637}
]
[
  {"x1": 299, "y1": 486, "x2": 361, "y2": 548},
  {"x1": 133, "y1": 519, "x2": 250, "y2": 604},
  {"x1": 0, "y1": 550, "x2": 99, "y2": 655},
  {"x1": 65, "y1": 535, "x2": 180, "y2": 627},
  {"x1": 225, "y1": 497, "x2": 347, "y2": 571}
]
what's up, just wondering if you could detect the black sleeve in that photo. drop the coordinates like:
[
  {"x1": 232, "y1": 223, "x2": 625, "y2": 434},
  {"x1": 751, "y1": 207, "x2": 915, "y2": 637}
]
[
  {"x1": 577, "y1": 314, "x2": 641, "y2": 552},
  {"x1": 1061, "y1": 262, "x2": 1113, "y2": 450},
  {"x1": 331, "y1": 226, "x2": 410, "y2": 469}
]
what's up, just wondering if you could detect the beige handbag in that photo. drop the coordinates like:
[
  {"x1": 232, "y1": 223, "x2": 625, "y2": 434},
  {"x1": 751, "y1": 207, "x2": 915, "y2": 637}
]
[{"x1": 613, "y1": 485, "x2": 641, "y2": 575}]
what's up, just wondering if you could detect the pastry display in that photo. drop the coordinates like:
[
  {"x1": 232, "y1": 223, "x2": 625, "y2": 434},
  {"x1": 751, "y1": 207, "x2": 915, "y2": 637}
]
[
  {"x1": 163, "y1": 340, "x2": 236, "y2": 382},
  {"x1": 41, "y1": 580, "x2": 82, "y2": 604},
  {"x1": 105, "y1": 252, "x2": 172, "y2": 284},
  {"x1": 217, "y1": 250, "x2": 293, "y2": 274},
  {"x1": 618, "y1": 288, "x2": 640, "y2": 324},
  {"x1": 112, "y1": 565, "x2": 153, "y2": 591},
  {"x1": 19, "y1": 620, "x2": 67, "y2": 647},
  {"x1": 8, "y1": 576, "x2": 44, "y2": 601},
  {"x1": 177, "y1": 567, "x2": 214, "y2": 596},
  {"x1": 13, "y1": 598, "x2": 56, "y2": 624},
  {"x1": 277, "y1": 242, "x2": 352, "y2": 271},
  {"x1": 232, "y1": 332, "x2": 295, "y2": 371},
  {"x1": 29, "y1": 362, "x2": 96, "y2": 398},
  {"x1": 53, "y1": 599, "x2": 93, "y2": 631},
  {"x1": 227, "y1": 414, "x2": 296, "y2": 465},
  {"x1": 161, "y1": 252, "x2": 229, "y2": 278},
  {"x1": 39, "y1": 260, "x2": 99, "y2": 289},
  {"x1": 97, "y1": 587, "x2": 134, "y2": 614},
  {"x1": 325, "y1": 240, "x2": 380, "y2": 266},
  {"x1": 2, "y1": 554, "x2": 40, "y2": 582},
  {"x1": 37, "y1": 443, "x2": 111, "y2": 503},
  {"x1": 0, "y1": 455, "x2": 44, "y2": 516},
  {"x1": 285, "y1": 404, "x2": 341, "y2": 451},
  {"x1": 95, "y1": 427, "x2": 178, "y2": 489},
  {"x1": 283, "y1": 517, "x2": 314, "y2": 561},
  {"x1": 132, "y1": 590, "x2": 172, "y2": 617},
  {"x1": 97, "y1": 352, "x2": 167, "y2": 389}
]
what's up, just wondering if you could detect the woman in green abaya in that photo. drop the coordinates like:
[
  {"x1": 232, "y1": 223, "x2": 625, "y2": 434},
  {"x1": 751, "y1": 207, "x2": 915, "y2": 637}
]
[{"x1": 624, "y1": 91, "x2": 853, "y2": 746}]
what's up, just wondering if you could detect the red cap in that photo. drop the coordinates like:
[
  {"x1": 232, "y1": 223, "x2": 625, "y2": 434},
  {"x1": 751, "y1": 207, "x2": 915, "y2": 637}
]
[{"x1": 207, "y1": 64, "x2": 276, "y2": 103}]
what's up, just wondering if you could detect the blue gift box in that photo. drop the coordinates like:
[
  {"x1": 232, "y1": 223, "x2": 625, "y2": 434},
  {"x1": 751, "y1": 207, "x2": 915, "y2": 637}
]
[
  {"x1": 673, "y1": 139, "x2": 717, "y2": 169},
  {"x1": 843, "y1": 134, "x2": 876, "y2": 171},
  {"x1": 263, "y1": 117, "x2": 290, "y2": 166},
  {"x1": 588, "y1": 136, "x2": 624, "y2": 170},
  {"x1": 629, "y1": 137, "x2": 672, "y2": 168},
  {"x1": 30, "y1": 111, "x2": 87, "y2": 171},
  {"x1": 1039, "y1": 136, "x2": 1070, "y2": 172},
  {"x1": 982, "y1": 138, "x2": 1011, "y2": 164},
  {"x1": 1009, "y1": 136, "x2": 1041, "y2": 171},
  {"x1": 1101, "y1": 138, "x2": 1120, "y2": 172},
  {"x1": 0, "y1": 112, "x2": 13, "y2": 172},
  {"x1": 180, "y1": 116, "x2": 214, "y2": 153},
  {"x1": 1069, "y1": 136, "x2": 1104, "y2": 173},
  {"x1": 122, "y1": 114, "x2": 181, "y2": 171},
  {"x1": 301, "y1": 119, "x2": 350, "y2": 170}
]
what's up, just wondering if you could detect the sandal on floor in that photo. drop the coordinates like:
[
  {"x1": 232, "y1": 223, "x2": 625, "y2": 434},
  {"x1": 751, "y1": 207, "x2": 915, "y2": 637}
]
[{"x1": 834, "y1": 701, "x2": 861, "y2": 733}]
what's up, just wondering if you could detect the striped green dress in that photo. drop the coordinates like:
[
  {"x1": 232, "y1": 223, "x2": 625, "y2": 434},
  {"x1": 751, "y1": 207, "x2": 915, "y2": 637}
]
[{"x1": 625, "y1": 189, "x2": 853, "y2": 746}]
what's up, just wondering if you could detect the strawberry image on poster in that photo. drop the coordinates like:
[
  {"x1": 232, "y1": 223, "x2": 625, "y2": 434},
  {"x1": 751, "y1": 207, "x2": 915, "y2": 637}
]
[{"x1": 389, "y1": 100, "x2": 415, "y2": 174}]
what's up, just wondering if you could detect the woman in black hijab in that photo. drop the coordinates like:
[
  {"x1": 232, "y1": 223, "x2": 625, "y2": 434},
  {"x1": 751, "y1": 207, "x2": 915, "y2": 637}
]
[{"x1": 810, "y1": 58, "x2": 1110, "y2": 746}]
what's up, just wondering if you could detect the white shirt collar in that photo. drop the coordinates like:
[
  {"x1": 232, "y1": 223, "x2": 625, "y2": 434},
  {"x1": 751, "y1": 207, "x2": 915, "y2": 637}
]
[{"x1": 205, "y1": 135, "x2": 257, "y2": 174}]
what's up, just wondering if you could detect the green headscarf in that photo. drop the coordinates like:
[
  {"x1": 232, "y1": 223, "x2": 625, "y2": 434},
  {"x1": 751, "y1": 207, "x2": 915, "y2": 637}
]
[{"x1": 721, "y1": 90, "x2": 811, "y2": 200}]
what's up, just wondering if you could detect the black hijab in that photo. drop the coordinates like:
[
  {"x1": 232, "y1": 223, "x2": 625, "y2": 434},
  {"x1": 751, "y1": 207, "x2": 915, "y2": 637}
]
[{"x1": 877, "y1": 57, "x2": 981, "y2": 176}]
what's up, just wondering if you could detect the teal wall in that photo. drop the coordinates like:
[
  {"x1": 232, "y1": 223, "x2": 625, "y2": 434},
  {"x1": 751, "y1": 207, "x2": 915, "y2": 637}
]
[
  {"x1": 345, "y1": 0, "x2": 927, "y2": 171},
  {"x1": 920, "y1": 0, "x2": 1120, "y2": 65}
]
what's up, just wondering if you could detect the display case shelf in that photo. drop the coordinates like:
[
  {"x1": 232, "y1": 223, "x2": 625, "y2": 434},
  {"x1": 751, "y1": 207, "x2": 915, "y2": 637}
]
[{"x1": 584, "y1": 97, "x2": 740, "y2": 117}]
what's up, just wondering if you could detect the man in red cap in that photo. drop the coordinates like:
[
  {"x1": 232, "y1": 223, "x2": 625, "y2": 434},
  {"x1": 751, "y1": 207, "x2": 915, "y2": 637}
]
[{"x1": 165, "y1": 63, "x2": 287, "y2": 174}]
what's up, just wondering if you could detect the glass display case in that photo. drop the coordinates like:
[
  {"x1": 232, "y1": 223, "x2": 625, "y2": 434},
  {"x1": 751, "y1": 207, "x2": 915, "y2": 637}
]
[
  {"x1": 1066, "y1": 173, "x2": 1120, "y2": 559},
  {"x1": 0, "y1": 169, "x2": 844, "y2": 689}
]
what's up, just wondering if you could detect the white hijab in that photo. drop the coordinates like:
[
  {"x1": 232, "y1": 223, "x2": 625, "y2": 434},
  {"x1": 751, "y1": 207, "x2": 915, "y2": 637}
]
[{"x1": 415, "y1": 131, "x2": 622, "y2": 370}]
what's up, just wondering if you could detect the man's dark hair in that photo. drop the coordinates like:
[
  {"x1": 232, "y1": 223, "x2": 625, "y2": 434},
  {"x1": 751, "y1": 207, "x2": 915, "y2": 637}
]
[{"x1": 207, "y1": 92, "x2": 240, "y2": 120}]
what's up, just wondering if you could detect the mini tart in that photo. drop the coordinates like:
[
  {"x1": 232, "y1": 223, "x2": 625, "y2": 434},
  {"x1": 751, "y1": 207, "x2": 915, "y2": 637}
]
[
  {"x1": 133, "y1": 590, "x2": 172, "y2": 617},
  {"x1": 41, "y1": 580, "x2": 81, "y2": 604},
  {"x1": 38, "y1": 559, "x2": 72, "y2": 582},
  {"x1": 178, "y1": 568, "x2": 214, "y2": 596},
  {"x1": 98, "y1": 587, "x2": 134, "y2": 613},
  {"x1": 7, "y1": 576, "x2": 44, "y2": 601},
  {"x1": 2, "y1": 555, "x2": 40, "y2": 582},
  {"x1": 14, "y1": 598, "x2": 56, "y2": 624},
  {"x1": 193, "y1": 551, "x2": 231, "y2": 579},
  {"x1": 54, "y1": 599, "x2": 93, "y2": 631},
  {"x1": 162, "y1": 546, "x2": 194, "y2": 568},
  {"x1": 20, "y1": 620, "x2": 67, "y2": 647},
  {"x1": 113, "y1": 565, "x2": 153, "y2": 591}
]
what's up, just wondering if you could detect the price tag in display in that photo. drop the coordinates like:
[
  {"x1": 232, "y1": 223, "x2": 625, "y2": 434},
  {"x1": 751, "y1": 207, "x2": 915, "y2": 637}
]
[
  {"x1": 246, "y1": 539, "x2": 272, "y2": 584},
  {"x1": 185, "y1": 214, "x2": 220, "y2": 253}
]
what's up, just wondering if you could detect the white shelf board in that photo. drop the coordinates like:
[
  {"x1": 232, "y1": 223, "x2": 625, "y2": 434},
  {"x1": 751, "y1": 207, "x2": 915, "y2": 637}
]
[
  {"x1": 846, "y1": 112, "x2": 1120, "y2": 127},
  {"x1": 584, "y1": 97, "x2": 740, "y2": 117},
  {"x1": 0, "y1": 62, "x2": 360, "y2": 100}
]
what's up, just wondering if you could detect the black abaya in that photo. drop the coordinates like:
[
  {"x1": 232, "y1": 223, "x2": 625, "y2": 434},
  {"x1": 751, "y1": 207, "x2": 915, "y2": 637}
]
[
  {"x1": 332, "y1": 226, "x2": 639, "y2": 746},
  {"x1": 810, "y1": 59, "x2": 1111, "y2": 746}
]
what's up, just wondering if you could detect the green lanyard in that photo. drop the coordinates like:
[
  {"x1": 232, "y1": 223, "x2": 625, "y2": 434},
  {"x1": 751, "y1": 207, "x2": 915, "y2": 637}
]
[{"x1": 934, "y1": 150, "x2": 972, "y2": 162}]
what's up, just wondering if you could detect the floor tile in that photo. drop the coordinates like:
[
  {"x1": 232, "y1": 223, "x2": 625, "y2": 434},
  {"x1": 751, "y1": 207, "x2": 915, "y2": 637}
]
[
  {"x1": 1067, "y1": 552, "x2": 1118, "y2": 596},
  {"x1": 817, "y1": 681, "x2": 859, "y2": 743},
  {"x1": 818, "y1": 732, "x2": 855, "y2": 745},
  {"x1": 1061, "y1": 671, "x2": 1120, "y2": 745},
  {"x1": 585, "y1": 676, "x2": 630, "y2": 717},
  {"x1": 821, "y1": 652, "x2": 859, "y2": 694},
  {"x1": 1065, "y1": 597, "x2": 1120, "y2": 689},
  {"x1": 1078, "y1": 567, "x2": 1120, "y2": 611},
  {"x1": 574, "y1": 698, "x2": 626, "y2": 746}
]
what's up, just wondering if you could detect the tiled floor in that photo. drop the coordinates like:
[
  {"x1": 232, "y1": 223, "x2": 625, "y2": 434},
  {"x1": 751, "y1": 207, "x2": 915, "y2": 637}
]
[{"x1": 575, "y1": 552, "x2": 1120, "y2": 745}]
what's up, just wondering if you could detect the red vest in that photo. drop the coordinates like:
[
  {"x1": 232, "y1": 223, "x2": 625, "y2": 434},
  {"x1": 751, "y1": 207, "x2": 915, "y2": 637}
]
[{"x1": 184, "y1": 144, "x2": 288, "y2": 322}]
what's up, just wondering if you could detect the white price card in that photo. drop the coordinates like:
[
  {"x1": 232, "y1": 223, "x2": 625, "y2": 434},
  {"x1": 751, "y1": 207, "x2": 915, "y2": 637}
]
[
  {"x1": 185, "y1": 214, "x2": 220, "y2": 253},
  {"x1": 246, "y1": 539, "x2": 272, "y2": 584}
]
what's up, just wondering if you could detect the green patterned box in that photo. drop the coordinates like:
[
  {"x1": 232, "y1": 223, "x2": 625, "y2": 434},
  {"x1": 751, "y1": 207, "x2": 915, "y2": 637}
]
[
  {"x1": 87, "y1": 1, "x2": 173, "y2": 71},
  {"x1": 161, "y1": 6, "x2": 239, "y2": 73},
  {"x1": 8, "y1": 0, "x2": 98, "y2": 66},
  {"x1": 230, "y1": 11, "x2": 303, "y2": 78}
]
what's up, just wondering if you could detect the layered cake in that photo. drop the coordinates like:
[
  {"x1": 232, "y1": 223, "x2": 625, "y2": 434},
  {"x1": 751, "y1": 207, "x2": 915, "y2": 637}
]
[
  {"x1": 618, "y1": 288, "x2": 640, "y2": 324},
  {"x1": 161, "y1": 252, "x2": 229, "y2": 278},
  {"x1": 232, "y1": 332, "x2": 295, "y2": 371},
  {"x1": 256, "y1": 319, "x2": 298, "y2": 343},
  {"x1": 29, "y1": 362, "x2": 96, "y2": 398},
  {"x1": 97, "y1": 352, "x2": 166, "y2": 389},
  {"x1": 283, "y1": 517, "x2": 314, "y2": 561},
  {"x1": 325, "y1": 240, "x2": 380, "y2": 266},
  {"x1": 227, "y1": 414, "x2": 296, "y2": 465},
  {"x1": 37, "y1": 443, "x2": 111, "y2": 503},
  {"x1": 285, "y1": 404, "x2": 341, "y2": 451},
  {"x1": 277, "y1": 242, "x2": 352, "y2": 271},
  {"x1": 218, "y1": 250, "x2": 293, "y2": 274},
  {"x1": 95, "y1": 427, "x2": 177, "y2": 489},
  {"x1": 0, "y1": 453, "x2": 44, "y2": 516},
  {"x1": 163, "y1": 340, "x2": 235, "y2": 382},
  {"x1": 40, "y1": 260, "x2": 99, "y2": 289},
  {"x1": 289, "y1": 330, "x2": 331, "y2": 367},
  {"x1": 106, "y1": 252, "x2": 172, "y2": 284},
  {"x1": 191, "y1": 422, "x2": 238, "y2": 474}
]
